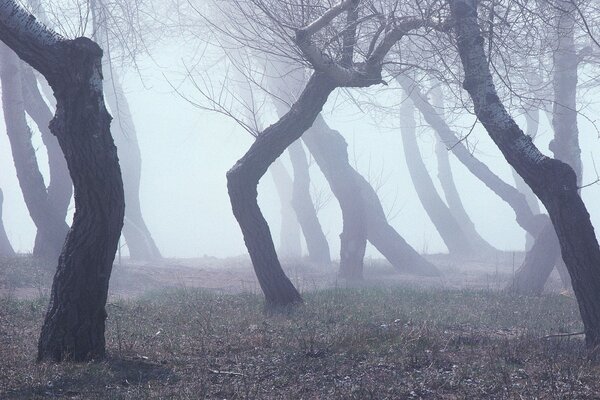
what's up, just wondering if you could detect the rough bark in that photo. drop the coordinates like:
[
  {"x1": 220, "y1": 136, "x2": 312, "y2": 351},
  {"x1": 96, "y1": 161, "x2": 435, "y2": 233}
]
[
  {"x1": 453, "y1": 0, "x2": 600, "y2": 347},
  {"x1": 227, "y1": 72, "x2": 335, "y2": 307},
  {"x1": 0, "y1": 1, "x2": 126, "y2": 361},
  {"x1": 269, "y1": 159, "x2": 302, "y2": 259},
  {"x1": 288, "y1": 140, "x2": 331, "y2": 265},
  {"x1": 0, "y1": 43, "x2": 69, "y2": 262},
  {"x1": 0, "y1": 188, "x2": 15, "y2": 256},
  {"x1": 303, "y1": 115, "x2": 440, "y2": 276},
  {"x1": 400, "y1": 95, "x2": 473, "y2": 256},
  {"x1": 430, "y1": 84, "x2": 497, "y2": 254}
]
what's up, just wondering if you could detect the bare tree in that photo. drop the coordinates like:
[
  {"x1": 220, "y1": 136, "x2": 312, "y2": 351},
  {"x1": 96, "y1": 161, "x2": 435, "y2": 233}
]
[
  {"x1": 451, "y1": 0, "x2": 600, "y2": 347},
  {"x1": 0, "y1": 0, "x2": 125, "y2": 361}
]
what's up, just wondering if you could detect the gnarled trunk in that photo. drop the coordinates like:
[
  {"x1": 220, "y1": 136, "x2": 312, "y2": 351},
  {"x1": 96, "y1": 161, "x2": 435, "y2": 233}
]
[
  {"x1": 0, "y1": 43, "x2": 69, "y2": 262},
  {"x1": 269, "y1": 159, "x2": 302, "y2": 259},
  {"x1": 288, "y1": 140, "x2": 331, "y2": 265},
  {"x1": 453, "y1": 0, "x2": 600, "y2": 347},
  {"x1": 0, "y1": 189, "x2": 15, "y2": 256},
  {"x1": 227, "y1": 72, "x2": 335, "y2": 307},
  {"x1": 399, "y1": 94, "x2": 473, "y2": 256}
]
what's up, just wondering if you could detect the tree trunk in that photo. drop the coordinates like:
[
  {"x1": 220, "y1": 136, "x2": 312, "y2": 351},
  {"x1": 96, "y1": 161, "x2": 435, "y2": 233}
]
[
  {"x1": 453, "y1": 0, "x2": 600, "y2": 347},
  {"x1": 227, "y1": 72, "x2": 335, "y2": 307},
  {"x1": 20, "y1": 65, "x2": 73, "y2": 256},
  {"x1": 103, "y1": 69, "x2": 161, "y2": 261},
  {"x1": 0, "y1": 43, "x2": 69, "y2": 262},
  {"x1": 511, "y1": 107, "x2": 542, "y2": 250},
  {"x1": 430, "y1": 84, "x2": 497, "y2": 255},
  {"x1": 0, "y1": 188, "x2": 15, "y2": 256},
  {"x1": 269, "y1": 159, "x2": 303, "y2": 259},
  {"x1": 303, "y1": 115, "x2": 440, "y2": 276},
  {"x1": 399, "y1": 94, "x2": 473, "y2": 256},
  {"x1": 300, "y1": 119, "x2": 367, "y2": 280},
  {"x1": 288, "y1": 140, "x2": 331, "y2": 265}
]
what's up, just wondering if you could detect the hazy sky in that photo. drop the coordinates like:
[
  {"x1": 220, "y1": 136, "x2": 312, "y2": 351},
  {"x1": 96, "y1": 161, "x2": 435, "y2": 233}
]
[{"x1": 1, "y1": 44, "x2": 599, "y2": 260}]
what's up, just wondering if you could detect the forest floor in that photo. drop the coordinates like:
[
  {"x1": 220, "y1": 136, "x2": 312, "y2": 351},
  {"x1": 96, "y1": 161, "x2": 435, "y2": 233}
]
[{"x1": 1, "y1": 253, "x2": 597, "y2": 399}]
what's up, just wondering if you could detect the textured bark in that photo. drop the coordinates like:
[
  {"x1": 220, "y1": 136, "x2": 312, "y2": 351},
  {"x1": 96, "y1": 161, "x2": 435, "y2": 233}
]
[
  {"x1": 303, "y1": 115, "x2": 439, "y2": 276},
  {"x1": 430, "y1": 85, "x2": 497, "y2": 254},
  {"x1": 400, "y1": 95, "x2": 473, "y2": 256},
  {"x1": 227, "y1": 72, "x2": 335, "y2": 307},
  {"x1": 453, "y1": 0, "x2": 600, "y2": 347},
  {"x1": 0, "y1": 188, "x2": 15, "y2": 256},
  {"x1": 0, "y1": 43, "x2": 69, "y2": 261},
  {"x1": 269, "y1": 159, "x2": 302, "y2": 259},
  {"x1": 20, "y1": 65, "x2": 73, "y2": 256},
  {"x1": 0, "y1": 2, "x2": 126, "y2": 361},
  {"x1": 288, "y1": 140, "x2": 331, "y2": 265}
]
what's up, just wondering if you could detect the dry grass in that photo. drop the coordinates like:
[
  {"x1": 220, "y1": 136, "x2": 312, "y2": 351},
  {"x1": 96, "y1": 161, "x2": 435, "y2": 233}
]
[{"x1": 1, "y1": 279, "x2": 599, "y2": 399}]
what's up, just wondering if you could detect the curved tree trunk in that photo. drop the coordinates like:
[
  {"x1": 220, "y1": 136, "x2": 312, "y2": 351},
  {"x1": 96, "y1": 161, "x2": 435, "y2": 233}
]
[
  {"x1": 0, "y1": 1, "x2": 126, "y2": 361},
  {"x1": 304, "y1": 115, "x2": 439, "y2": 276},
  {"x1": 269, "y1": 159, "x2": 303, "y2": 259},
  {"x1": 20, "y1": 65, "x2": 73, "y2": 256},
  {"x1": 453, "y1": 0, "x2": 600, "y2": 347},
  {"x1": 511, "y1": 107, "x2": 542, "y2": 250},
  {"x1": 0, "y1": 43, "x2": 69, "y2": 262},
  {"x1": 430, "y1": 85, "x2": 497, "y2": 255},
  {"x1": 288, "y1": 140, "x2": 331, "y2": 265},
  {"x1": 103, "y1": 70, "x2": 161, "y2": 261},
  {"x1": 0, "y1": 188, "x2": 15, "y2": 256},
  {"x1": 399, "y1": 94, "x2": 473, "y2": 256},
  {"x1": 300, "y1": 119, "x2": 367, "y2": 280},
  {"x1": 227, "y1": 72, "x2": 335, "y2": 307}
]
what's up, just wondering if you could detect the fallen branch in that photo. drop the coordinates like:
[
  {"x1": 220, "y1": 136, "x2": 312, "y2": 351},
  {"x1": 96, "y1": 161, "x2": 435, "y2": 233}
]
[
  {"x1": 208, "y1": 369, "x2": 245, "y2": 377},
  {"x1": 540, "y1": 331, "x2": 585, "y2": 340}
]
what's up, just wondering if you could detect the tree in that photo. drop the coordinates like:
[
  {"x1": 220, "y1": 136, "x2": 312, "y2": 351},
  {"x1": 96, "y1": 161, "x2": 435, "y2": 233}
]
[
  {"x1": 0, "y1": 42, "x2": 70, "y2": 262},
  {"x1": 0, "y1": 0, "x2": 125, "y2": 361},
  {"x1": 451, "y1": 0, "x2": 600, "y2": 347},
  {"x1": 0, "y1": 188, "x2": 15, "y2": 256}
]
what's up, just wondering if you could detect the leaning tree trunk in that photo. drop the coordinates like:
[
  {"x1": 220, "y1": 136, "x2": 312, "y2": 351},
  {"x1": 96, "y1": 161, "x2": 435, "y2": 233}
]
[
  {"x1": 0, "y1": 43, "x2": 69, "y2": 262},
  {"x1": 288, "y1": 140, "x2": 331, "y2": 265},
  {"x1": 20, "y1": 65, "x2": 73, "y2": 256},
  {"x1": 227, "y1": 72, "x2": 336, "y2": 307},
  {"x1": 0, "y1": 1, "x2": 126, "y2": 361},
  {"x1": 304, "y1": 115, "x2": 440, "y2": 276},
  {"x1": 453, "y1": 0, "x2": 600, "y2": 347},
  {"x1": 300, "y1": 119, "x2": 367, "y2": 280},
  {"x1": 400, "y1": 76, "x2": 556, "y2": 293},
  {"x1": 430, "y1": 84, "x2": 497, "y2": 254},
  {"x1": 511, "y1": 107, "x2": 542, "y2": 250},
  {"x1": 0, "y1": 188, "x2": 15, "y2": 256},
  {"x1": 399, "y1": 94, "x2": 473, "y2": 256},
  {"x1": 269, "y1": 159, "x2": 303, "y2": 259},
  {"x1": 103, "y1": 68, "x2": 161, "y2": 261}
]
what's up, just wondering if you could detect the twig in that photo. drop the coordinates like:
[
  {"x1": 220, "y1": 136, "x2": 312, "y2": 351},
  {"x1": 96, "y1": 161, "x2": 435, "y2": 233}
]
[
  {"x1": 540, "y1": 331, "x2": 585, "y2": 340},
  {"x1": 208, "y1": 369, "x2": 245, "y2": 377}
]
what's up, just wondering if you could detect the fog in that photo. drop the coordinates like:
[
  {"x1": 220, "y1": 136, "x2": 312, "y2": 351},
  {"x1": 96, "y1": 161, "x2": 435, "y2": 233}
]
[{"x1": 1, "y1": 40, "x2": 599, "y2": 260}]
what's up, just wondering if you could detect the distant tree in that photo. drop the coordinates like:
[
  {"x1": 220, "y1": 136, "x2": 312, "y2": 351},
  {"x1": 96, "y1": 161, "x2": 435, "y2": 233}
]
[
  {"x1": 0, "y1": 0, "x2": 125, "y2": 361},
  {"x1": 0, "y1": 188, "x2": 15, "y2": 256}
]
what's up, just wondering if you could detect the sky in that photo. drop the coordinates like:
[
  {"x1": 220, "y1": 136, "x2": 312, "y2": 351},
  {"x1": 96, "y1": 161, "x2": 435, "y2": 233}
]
[{"x1": 0, "y1": 42, "x2": 599, "y2": 260}]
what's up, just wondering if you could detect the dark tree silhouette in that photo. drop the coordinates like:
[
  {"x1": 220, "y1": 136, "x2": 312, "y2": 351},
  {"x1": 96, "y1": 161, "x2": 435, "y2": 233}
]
[
  {"x1": 0, "y1": 188, "x2": 15, "y2": 256},
  {"x1": 0, "y1": 1, "x2": 125, "y2": 361}
]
